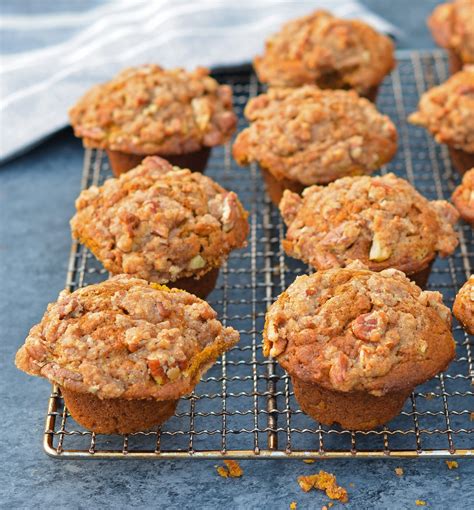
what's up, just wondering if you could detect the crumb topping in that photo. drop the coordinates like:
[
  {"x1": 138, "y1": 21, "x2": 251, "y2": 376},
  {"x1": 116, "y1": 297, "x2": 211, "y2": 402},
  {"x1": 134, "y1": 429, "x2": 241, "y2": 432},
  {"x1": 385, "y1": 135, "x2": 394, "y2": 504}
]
[
  {"x1": 428, "y1": 0, "x2": 474, "y2": 63},
  {"x1": 15, "y1": 275, "x2": 239, "y2": 400},
  {"x1": 254, "y1": 10, "x2": 394, "y2": 92},
  {"x1": 263, "y1": 263, "x2": 455, "y2": 395},
  {"x1": 233, "y1": 87, "x2": 397, "y2": 185},
  {"x1": 280, "y1": 173, "x2": 459, "y2": 274},
  {"x1": 297, "y1": 470, "x2": 349, "y2": 503},
  {"x1": 452, "y1": 168, "x2": 474, "y2": 224},
  {"x1": 409, "y1": 67, "x2": 474, "y2": 153},
  {"x1": 71, "y1": 156, "x2": 249, "y2": 283},
  {"x1": 453, "y1": 275, "x2": 474, "y2": 334},
  {"x1": 69, "y1": 65, "x2": 237, "y2": 154}
]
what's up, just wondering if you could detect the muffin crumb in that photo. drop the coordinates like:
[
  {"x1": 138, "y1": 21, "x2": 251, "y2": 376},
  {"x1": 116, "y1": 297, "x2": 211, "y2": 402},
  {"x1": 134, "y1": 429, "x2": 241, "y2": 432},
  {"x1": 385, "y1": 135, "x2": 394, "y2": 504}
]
[
  {"x1": 216, "y1": 460, "x2": 243, "y2": 478},
  {"x1": 297, "y1": 470, "x2": 348, "y2": 503},
  {"x1": 303, "y1": 459, "x2": 316, "y2": 464},
  {"x1": 289, "y1": 502, "x2": 297, "y2": 510},
  {"x1": 395, "y1": 467, "x2": 404, "y2": 477},
  {"x1": 416, "y1": 500, "x2": 427, "y2": 506},
  {"x1": 446, "y1": 460, "x2": 459, "y2": 470}
]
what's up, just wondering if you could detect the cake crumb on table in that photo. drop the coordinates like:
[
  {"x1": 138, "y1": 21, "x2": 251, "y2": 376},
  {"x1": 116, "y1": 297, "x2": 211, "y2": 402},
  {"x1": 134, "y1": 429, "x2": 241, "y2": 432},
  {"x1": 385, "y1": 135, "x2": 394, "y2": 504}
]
[
  {"x1": 303, "y1": 459, "x2": 316, "y2": 464},
  {"x1": 446, "y1": 460, "x2": 458, "y2": 470},
  {"x1": 297, "y1": 470, "x2": 349, "y2": 503},
  {"x1": 395, "y1": 467, "x2": 404, "y2": 476},
  {"x1": 416, "y1": 500, "x2": 427, "y2": 506},
  {"x1": 216, "y1": 460, "x2": 243, "y2": 478},
  {"x1": 289, "y1": 502, "x2": 297, "y2": 509}
]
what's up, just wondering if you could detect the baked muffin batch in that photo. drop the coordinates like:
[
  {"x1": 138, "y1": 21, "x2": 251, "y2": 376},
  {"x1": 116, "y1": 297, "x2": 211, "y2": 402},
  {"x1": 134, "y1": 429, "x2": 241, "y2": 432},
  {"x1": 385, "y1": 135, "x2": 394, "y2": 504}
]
[{"x1": 16, "y1": 7, "x2": 473, "y2": 434}]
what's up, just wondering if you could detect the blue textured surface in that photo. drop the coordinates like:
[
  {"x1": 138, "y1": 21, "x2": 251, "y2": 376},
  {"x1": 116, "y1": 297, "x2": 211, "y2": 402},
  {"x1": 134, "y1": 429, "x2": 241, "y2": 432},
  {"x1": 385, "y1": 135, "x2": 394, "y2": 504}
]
[{"x1": 1, "y1": 1, "x2": 473, "y2": 508}]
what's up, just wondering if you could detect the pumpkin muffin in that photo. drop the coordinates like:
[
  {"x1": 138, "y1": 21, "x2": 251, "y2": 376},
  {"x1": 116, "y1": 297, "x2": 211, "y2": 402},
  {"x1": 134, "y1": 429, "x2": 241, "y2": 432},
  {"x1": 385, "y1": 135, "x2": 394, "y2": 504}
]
[
  {"x1": 233, "y1": 86, "x2": 397, "y2": 205},
  {"x1": 408, "y1": 67, "x2": 474, "y2": 175},
  {"x1": 70, "y1": 156, "x2": 249, "y2": 298},
  {"x1": 452, "y1": 168, "x2": 474, "y2": 224},
  {"x1": 279, "y1": 173, "x2": 459, "y2": 288},
  {"x1": 15, "y1": 275, "x2": 240, "y2": 434},
  {"x1": 453, "y1": 275, "x2": 474, "y2": 334},
  {"x1": 253, "y1": 9, "x2": 395, "y2": 101},
  {"x1": 263, "y1": 263, "x2": 456, "y2": 430},
  {"x1": 428, "y1": 0, "x2": 474, "y2": 73},
  {"x1": 69, "y1": 65, "x2": 237, "y2": 175}
]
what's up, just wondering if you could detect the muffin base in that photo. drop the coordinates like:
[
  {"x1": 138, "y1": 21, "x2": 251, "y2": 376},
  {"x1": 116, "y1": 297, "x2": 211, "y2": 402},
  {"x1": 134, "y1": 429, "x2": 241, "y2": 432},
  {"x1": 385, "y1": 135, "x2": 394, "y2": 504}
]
[
  {"x1": 360, "y1": 84, "x2": 379, "y2": 103},
  {"x1": 448, "y1": 147, "x2": 474, "y2": 176},
  {"x1": 447, "y1": 49, "x2": 463, "y2": 75},
  {"x1": 292, "y1": 377, "x2": 411, "y2": 430},
  {"x1": 406, "y1": 260, "x2": 434, "y2": 289},
  {"x1": 61, "y1": 387, "x2": 178, "y2": 434},
  {"x1": 168, "y1": 267, "x2": 220, "y2": 298},
  {"x1": 261, "y1": 167, "x2": 305, "y2": 206},
  {"x1": 106, "y1": 147, "x2": 211, "y2": 176}
]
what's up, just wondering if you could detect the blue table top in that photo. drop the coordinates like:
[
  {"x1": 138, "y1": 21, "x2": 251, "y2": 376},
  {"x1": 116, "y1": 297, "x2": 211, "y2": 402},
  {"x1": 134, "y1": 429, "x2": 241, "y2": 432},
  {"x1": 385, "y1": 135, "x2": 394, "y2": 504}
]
[{"x1": 1, "y1": 1, "x2": 472, "y2": 508}]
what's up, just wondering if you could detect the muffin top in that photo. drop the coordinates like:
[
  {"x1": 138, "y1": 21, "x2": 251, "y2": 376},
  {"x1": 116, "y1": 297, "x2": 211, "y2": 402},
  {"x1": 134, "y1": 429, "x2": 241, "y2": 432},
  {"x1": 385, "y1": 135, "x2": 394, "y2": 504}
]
[
  {"x1": 453, "y1": 275, "x2": 474, "y2": 334},
  {"x1": 408, "y1": 67, "x2": 474, "y2": 153},
  {"x1": 253, "y1": 10, "x2": 395, "y2": 92},
  {"x1": 71, "y1": 156, "x2": 249, "y2": 283},
  {"x1": 280, "y1": 173, "x2": 459, "y2": 274},
  {"x1": 15, "y1": 275, "x2": 239, "y2": 400},
  {"x1": 452, "y1": 168, "x2": 474, "y2": 224},
  {"x1": 69, "y1": 65, "x2": 237, "y2": 155},
  {"x1": 232, "y1": 86, "x2": 397, "y2": 185},
  {"x1": 428, "y1": 0, "x2": 474, "y2": 64},
  {"x1": 263, "y1": 263, "x2": 455, "y2": 395}
]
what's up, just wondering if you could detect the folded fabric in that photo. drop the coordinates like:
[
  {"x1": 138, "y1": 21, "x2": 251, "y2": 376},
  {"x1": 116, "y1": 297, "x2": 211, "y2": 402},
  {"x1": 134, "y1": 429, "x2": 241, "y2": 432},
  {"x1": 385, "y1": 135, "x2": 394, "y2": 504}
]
[{"x1": 0, "y1": 0, "x2": 397, "y2": 163}]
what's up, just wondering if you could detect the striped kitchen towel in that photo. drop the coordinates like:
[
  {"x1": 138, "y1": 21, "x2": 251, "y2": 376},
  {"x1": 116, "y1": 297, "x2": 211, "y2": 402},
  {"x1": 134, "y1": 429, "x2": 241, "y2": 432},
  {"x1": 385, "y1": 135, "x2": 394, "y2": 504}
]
[{"x1": 0, "y1": 0, "x2": 397, "y2": 163}]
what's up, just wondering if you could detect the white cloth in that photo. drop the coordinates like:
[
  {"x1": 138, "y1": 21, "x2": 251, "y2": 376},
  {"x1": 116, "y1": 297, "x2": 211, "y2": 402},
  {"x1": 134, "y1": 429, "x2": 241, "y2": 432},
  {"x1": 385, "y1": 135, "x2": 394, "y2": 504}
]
[{"x1": 0, "y1": 0, "x2": 397, "y2": 163}]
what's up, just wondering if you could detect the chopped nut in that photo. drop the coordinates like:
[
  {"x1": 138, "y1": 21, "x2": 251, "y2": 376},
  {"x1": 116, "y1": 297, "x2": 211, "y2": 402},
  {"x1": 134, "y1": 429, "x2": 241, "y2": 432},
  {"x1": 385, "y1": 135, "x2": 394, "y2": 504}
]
[
  {"x1": 297, "y1": 470, "x2": 348, "y2": 503},
  {"x1": 446, "y1": 460, "x2": 458, "y2": 470}
]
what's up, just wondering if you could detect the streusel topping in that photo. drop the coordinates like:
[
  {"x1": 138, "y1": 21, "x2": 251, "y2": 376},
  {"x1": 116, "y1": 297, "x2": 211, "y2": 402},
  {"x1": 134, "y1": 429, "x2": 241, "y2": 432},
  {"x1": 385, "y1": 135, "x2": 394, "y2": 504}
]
[
  {"x1": 452, "y1": 168, "x2": 474, "y2": 224},
  {"x1": 71, "y1": 157, "x2": 248, "y2": 283},
  {"x1": 428, "y1": 0, "x2": 474, "y2": 63},
  {"x1": 408, "y1": 67, "x2": 474, "y2": 153},
  {"x1": 253, "y1": 10, "x2": 395, "y2": 91},
  {"x1": 69, "y1": 65, "x2": 237, "y2": 154},
  {"x1": 15, "y1": 275, "x2": 239, "y2": 400},
  {"x1": 233, "y1": 86, "x2": 397, "y2": 185},
  {"x1": 453, "y1": 275, "x2": 474, "y2": 334},
  {"x1": 280, "y1": 173, "x2": 459, "y2": 274},
  {"x1": 263, "y1": 264, "x2": 455, "y2": 394}
]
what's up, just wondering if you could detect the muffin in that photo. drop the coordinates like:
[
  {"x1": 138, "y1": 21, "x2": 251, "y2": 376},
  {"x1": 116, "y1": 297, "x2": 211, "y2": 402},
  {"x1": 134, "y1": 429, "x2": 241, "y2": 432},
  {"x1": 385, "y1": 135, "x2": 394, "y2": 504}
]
[
  {"x1": 70, "y1": 156, "x2": 249, "y2": 298},
  {"x1": 453, "y1": 275, "x2": 474, "y2": 334},
  {"x1": 452, "y1": 168, "x2": 474, "y2": 224},
  {"x1": 15, "y1": 275, "x2": 240, "y2": 434},
  {"x1": 428, "y1": 0, "x2": 474, "y2": 73},
  {"x1": 408, "y1": 67, "x2": 474, "y2": 175},
  {"x1": 233, "y1": 86, "x2": 397, "y2": 205},
  {"x1": 69, "y1": 65, "x2": 237, "y2": 176},
  {"x1": 263, "y1": 263, "x2": 456, "y2": 430},
  {"x1": 253, "y1": 9, "x2": 395, "y2": 101},
  {"x1": 279, "y1": 173, "x2": 459, "y2": 288}
]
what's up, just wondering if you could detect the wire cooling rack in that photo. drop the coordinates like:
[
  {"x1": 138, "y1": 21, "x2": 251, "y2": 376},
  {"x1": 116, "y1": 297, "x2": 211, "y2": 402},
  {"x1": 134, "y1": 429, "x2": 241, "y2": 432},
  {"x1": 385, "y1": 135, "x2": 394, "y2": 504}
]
[{"x1": 44, "y1": 51, "x2": 473, "y2": 459}]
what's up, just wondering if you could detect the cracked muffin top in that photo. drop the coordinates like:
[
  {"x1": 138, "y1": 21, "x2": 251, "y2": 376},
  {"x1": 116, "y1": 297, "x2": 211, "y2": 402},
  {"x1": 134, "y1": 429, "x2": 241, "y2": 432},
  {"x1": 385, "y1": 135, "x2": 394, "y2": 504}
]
[
  {"x1": 253, "y1": 10, "x2": 395, "y2": 93},
  {"x1": 69, "y1": 65, "x2": 237, "y2": 155},
  {"x1": 71, "y1": 156, "x2": 249, "y2": 283},
  {"x1": 15, "y1": 275, "x2": 239, "y2": 400},
  {"x1": 263, "y1": 263, "x2": 455, "y2": 395},
  {"x1": 428, "y1": 0, "x2": 474, "y2": 64},
  {"x1": 453, "y1": 275, "x2": 474, "y2": 334},
  {"x1": 232, "y1": 86, "x2": 397, "y2": 185},
  {"x1": 408, "y1": 67, "x2": 474, "y2": 153},
  {"x1": 452, "y1": 168, "x2": 474, "y2": 224},
  {"x1": 280, "y1": 173, "x2": 459, "y2": 274}
]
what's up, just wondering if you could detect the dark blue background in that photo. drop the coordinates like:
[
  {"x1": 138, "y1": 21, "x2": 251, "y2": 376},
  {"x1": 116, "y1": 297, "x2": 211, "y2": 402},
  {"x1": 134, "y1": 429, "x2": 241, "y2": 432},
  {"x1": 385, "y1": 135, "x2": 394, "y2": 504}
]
[{"x1": 1, "y1": 1, "x2": 472, "y2": 508}]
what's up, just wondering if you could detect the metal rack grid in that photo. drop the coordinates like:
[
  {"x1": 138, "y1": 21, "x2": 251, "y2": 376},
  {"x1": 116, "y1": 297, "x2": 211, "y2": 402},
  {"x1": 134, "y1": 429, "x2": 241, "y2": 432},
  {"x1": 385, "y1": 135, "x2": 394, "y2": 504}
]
[{"x1": 44, "y1": 51, "x2": 473, "y2": 459}]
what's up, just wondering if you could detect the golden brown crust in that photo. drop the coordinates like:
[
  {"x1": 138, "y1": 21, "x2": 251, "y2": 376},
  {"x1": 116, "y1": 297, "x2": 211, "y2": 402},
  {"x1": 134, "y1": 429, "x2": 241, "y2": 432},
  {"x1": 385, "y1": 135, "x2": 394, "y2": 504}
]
[
  {"x1": 408, "y1": 67, "x2": 474, "y2": 153},
  {"x1": 428, "y1": 1, "x2": 474, "y2": 64},
  {"x1": 233, "y1": 87, "x2": 397, "y2": 185},
  {"x1": 253, "y1": 10, "x2": 395, "y2": 92},
  {"x1": 279, "y1": 173, "x2": 459, "y2": 274},
  {"x1": 452, "y1": 168, "x2": 474, "y2": 224},
  {"x1": 15, "y1": 275, "x2": 239, "y2": 400},
  {"x1": 71, "y1": 156, "x2": 249, "y2": 283},
  {"x1": 263, "y1": 264, "x2": 455, "y2": 396},
  {"x1": 69, "y1": 65, "x2": 237, "y2": 155},
  {"x1": 453, "y1": 275, "x2": 474, "y2": 334}
]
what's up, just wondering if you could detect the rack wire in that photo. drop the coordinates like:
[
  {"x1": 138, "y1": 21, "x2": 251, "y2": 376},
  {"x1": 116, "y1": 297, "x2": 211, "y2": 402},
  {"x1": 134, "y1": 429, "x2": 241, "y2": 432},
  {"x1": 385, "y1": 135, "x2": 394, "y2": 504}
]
[{"x1": 44, "y1": 51, "x2": 473, "y2": 459}]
